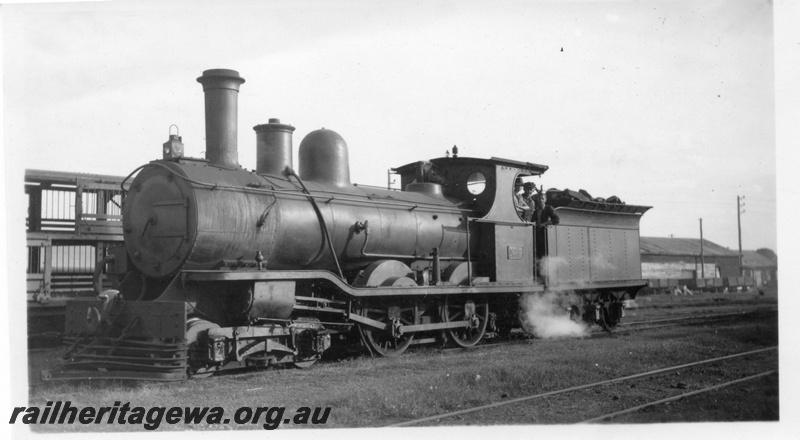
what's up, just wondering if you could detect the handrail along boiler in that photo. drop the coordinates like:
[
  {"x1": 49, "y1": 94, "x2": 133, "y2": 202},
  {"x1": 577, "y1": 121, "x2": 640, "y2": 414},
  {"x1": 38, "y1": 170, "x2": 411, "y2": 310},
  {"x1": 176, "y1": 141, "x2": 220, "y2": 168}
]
[{"x1": 46, "y1": 69, "x2": 651, "y2": 381}]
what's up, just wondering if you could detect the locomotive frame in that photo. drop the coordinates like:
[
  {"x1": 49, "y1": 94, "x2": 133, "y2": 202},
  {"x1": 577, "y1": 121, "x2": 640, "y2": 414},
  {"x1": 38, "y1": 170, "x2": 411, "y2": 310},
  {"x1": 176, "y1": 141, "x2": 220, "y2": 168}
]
[{"x1": 44, "y1": 69, "x2": 650, "y2": 381}]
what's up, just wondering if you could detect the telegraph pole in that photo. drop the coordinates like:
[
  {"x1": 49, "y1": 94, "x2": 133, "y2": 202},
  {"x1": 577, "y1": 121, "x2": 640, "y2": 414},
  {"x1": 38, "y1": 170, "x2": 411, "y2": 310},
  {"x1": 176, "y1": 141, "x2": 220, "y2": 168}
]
[
  {"x1": 699, "y1": 218, "x2": 705, "y2": 279},
  {"x1": 737, "y1": 195, "x2": 745, "y2": 276}
]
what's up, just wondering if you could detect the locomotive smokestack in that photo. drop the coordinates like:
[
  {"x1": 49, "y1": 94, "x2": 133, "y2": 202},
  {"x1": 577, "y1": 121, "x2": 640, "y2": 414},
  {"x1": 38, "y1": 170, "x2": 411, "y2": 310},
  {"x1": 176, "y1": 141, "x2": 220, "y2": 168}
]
[
  {"x1": 197, "y1": 69, "x2": 245, "y2": 168},
  {"x1": 254, "y1": 118, "x2": 296, "y2": 176}
]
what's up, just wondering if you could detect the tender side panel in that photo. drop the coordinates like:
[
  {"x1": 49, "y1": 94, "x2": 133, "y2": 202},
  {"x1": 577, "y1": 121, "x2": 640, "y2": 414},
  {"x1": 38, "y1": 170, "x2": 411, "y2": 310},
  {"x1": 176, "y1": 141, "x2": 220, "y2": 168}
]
[
  {"x1": 549, "y1": 225, "x2": 590, "y2": 282},
  {"x1": 588, "y1": 227, "x2": 641, "y2": 281},
  {"x1": 546, "y1": 207, "x2": 645, "y2": 286}
]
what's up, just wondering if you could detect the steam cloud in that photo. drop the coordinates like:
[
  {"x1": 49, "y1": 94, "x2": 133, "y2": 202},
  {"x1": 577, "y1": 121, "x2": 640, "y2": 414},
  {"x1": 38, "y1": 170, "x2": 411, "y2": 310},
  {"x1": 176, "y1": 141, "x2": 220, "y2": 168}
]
[{"x1": 519, "y1": 291, "x2": 588, "y2": 338}]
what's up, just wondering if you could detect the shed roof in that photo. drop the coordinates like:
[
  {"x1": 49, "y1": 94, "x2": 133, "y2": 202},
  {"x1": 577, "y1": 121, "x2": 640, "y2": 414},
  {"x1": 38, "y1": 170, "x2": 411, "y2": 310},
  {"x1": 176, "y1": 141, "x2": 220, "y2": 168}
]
[
  {"x1": 741, "y1": 250, "x2": 777, "y2": 269},
  {"x1": 26, "y1": 169, "x2": 125, "y2": 185},
  {"x1": 639, "y1": 237, "x2": 738, "y2": 257}
]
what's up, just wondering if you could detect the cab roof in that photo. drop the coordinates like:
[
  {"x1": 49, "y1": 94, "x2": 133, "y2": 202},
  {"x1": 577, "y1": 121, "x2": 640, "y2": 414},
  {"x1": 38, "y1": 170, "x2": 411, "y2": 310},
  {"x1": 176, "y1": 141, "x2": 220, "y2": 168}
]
[{"x1": 393, "y1": 156, "x2": 549, "y2": 176}]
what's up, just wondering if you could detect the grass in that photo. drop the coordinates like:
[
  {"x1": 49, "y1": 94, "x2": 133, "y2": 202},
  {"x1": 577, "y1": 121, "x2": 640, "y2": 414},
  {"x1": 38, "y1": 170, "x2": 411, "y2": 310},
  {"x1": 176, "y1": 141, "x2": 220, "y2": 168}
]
[{"x1": 25, "y1": 301, "x2": 779, "y2": 431}]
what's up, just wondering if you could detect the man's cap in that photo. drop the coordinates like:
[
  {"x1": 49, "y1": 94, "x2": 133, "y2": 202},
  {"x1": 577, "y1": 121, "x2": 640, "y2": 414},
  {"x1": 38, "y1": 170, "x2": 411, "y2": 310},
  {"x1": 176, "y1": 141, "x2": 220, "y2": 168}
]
[{"x1": 514, "y1": 178, "x2": 523, "y2": 186}]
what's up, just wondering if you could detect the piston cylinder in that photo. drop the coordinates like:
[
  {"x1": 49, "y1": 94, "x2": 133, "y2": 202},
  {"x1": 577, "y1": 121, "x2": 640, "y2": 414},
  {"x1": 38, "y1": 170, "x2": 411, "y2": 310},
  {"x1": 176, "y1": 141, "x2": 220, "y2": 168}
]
[
  {"x1": 254, "y1": 118, "x2": 296, "y2": 176},
  {"x1": 196, "y1": 69, "x2": 245, "y2": 168}
]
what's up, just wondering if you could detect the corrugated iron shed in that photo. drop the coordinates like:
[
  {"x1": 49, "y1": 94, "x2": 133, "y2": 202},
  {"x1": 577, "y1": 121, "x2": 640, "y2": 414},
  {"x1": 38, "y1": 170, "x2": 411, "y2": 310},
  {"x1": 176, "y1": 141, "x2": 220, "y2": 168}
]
[{"x1": 640, "y1": 237, "x2": 738, "y2": 257}]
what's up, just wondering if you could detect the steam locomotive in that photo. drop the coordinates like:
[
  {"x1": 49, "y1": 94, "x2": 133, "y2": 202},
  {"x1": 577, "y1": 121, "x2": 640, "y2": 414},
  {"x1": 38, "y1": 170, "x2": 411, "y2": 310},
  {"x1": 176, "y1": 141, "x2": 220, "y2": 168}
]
[{"x1": 45, "y1": 69, "x2": 650, "y2": 381}]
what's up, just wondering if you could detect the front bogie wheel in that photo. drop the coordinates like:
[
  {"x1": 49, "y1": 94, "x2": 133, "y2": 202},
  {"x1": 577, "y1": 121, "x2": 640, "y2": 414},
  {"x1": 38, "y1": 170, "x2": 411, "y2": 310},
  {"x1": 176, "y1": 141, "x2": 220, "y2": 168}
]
[
  {"x1": 186, "y1": 317, "x2": 221, "y2": 379},
  {"x1": 598, "y1": 301, "x2": 623, "y2": 332}
]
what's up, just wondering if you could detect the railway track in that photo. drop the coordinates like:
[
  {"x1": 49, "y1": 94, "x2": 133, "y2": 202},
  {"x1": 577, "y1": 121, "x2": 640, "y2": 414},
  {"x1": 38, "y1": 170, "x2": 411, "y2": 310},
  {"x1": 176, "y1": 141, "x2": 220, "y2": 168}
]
[
  {"x1": 576, "y1": 369, "x2": 777, "y2": 423},
  {"x1": 387, "y1": 346, "x2": 778, "y2": 427},
  {"x1": 600, "y1": 308, "x2": 777, "y2": 334},
  {"x1": 435, "y1": 308, "x2": 776, "y2": 353}
]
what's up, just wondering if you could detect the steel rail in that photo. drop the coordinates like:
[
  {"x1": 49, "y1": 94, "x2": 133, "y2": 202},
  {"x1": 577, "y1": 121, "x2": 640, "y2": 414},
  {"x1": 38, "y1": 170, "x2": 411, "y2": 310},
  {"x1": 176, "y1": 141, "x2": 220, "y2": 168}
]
[
  {"x1": 577, "y1": 370, "x2": 778, "y2": 423},
  {"x1": 610, "y1": 316, "x2": 739, "y2": 333},
  {"x1": 604, "y1": 309, "x2": 776, "y2": 335},
  {"x1": 386, "y1": 346, "x2": 777, "y2": 427},
  {"x1": 617, "y1": 310, "x2": 766, "y2": 327},
  {"x1": 605, "y1": 322, "x2": 730, "y2": 334}
]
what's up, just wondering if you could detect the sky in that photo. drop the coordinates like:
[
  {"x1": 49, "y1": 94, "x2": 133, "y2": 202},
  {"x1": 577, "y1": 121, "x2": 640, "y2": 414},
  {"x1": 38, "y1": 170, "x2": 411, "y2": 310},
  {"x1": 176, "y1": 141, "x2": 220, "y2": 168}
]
[{"x1": 2, "y1": 0, "x2": 779, "y2": 252}]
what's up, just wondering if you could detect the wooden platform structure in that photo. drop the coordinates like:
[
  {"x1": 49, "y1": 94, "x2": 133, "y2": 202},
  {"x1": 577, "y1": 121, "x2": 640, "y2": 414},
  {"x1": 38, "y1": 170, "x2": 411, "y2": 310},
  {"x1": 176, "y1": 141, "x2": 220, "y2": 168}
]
[{"x1": 26, "y1": 169, "x2": 125, "y2": 339}]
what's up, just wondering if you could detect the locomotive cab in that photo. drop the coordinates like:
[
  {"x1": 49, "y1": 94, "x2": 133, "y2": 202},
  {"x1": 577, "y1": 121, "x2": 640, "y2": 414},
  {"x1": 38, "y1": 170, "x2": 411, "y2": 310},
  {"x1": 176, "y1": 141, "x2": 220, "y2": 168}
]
[
  {"x1": 394, "y1": 156, "x2": 549, "y2": 283},
  {"x1": 393, "y1": 156, "x2": 548, "y2": 220}
]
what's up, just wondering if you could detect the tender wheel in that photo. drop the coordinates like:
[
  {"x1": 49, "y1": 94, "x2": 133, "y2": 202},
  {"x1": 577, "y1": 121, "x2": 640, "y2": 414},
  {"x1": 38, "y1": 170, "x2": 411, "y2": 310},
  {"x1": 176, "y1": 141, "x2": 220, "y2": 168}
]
[
  {"x1": 497, "y1": 321, "x2": 514, "y2": 338},
  {"x1": 598, "y1": 302, "x2": 621, "y2": 332},
  {"x1": 360, "y1": 300, "x2": 420, "y2": 357},
  {"x1": 606, "y1": 302, "x2": 623, "y2": 328},
  {"x1": 186, "y1": 317, "x2": 221, "y2": 379},
  {"x1": 441, "y1": 296, "x2": 489, "y2": 348}
]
